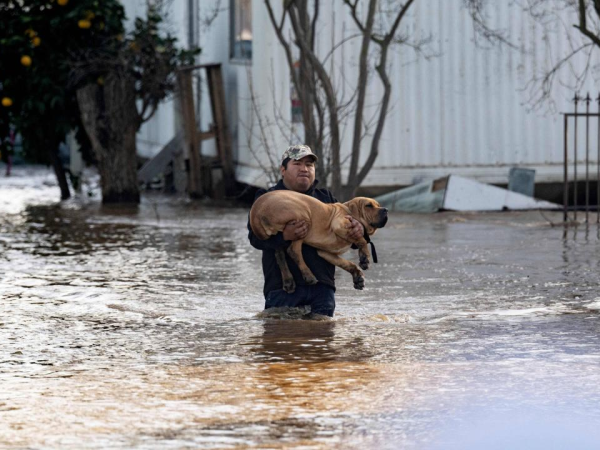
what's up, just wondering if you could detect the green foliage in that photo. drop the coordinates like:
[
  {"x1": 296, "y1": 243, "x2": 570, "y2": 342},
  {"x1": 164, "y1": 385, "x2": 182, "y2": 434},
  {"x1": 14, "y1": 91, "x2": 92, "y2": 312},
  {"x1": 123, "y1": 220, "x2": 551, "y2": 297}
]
[
  {"x1": 0, "y1": 0, "x2": 125, "y2": 163},
  {"x1": 0, "y1": 0, "x2": 199, "y2": 164},
  {"x1": 125, "y1": 7, "x2": 200, "y2": 120}
]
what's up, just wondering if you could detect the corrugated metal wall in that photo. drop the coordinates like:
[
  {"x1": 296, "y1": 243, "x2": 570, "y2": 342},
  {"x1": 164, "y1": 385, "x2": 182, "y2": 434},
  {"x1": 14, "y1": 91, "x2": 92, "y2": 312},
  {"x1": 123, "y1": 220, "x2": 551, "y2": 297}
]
[
  {"x1": 130, "y1": 0, "x2": 599, "y2": 188},
  {"x1": 381, "y1": 0, "x2": 559, "y2": 171},
  {"x1": 239, "y1": 0, "x2": 600, "y2": 188}
]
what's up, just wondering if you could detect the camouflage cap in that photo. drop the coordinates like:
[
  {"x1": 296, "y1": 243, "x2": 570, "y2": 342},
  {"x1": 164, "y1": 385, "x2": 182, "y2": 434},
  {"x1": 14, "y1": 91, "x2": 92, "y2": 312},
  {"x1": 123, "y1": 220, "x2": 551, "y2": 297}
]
[{"x1": 281, "y1": 144, "x2": 318, "y2": 165}]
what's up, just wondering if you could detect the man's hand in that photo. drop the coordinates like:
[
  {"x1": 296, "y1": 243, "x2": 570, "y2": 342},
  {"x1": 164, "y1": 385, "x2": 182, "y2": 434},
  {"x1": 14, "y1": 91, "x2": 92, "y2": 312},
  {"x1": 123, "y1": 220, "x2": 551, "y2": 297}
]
[
  {"x1": 283, "y1": 220, "x2": 309, "y2": 241},
  {"x1": 345, "y1": 216, "x2": 364, "y2": 241}
]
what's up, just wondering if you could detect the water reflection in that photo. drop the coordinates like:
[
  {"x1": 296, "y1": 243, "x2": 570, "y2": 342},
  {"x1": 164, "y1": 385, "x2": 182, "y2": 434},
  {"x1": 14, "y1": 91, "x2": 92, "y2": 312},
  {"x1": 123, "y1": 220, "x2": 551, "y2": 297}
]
[
  {"x1": 21, "y1": 204, "x2": 141, "y2": 256},
  {"x1": 252, "y1": 319, "x2": 340, "y2": 363}
]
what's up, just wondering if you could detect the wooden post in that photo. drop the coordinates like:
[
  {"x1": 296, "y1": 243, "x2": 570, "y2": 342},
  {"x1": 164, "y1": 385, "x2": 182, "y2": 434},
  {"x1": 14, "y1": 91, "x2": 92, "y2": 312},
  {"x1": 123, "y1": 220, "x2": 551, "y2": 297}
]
[
  {"x1": 206, "y1": 65, "x2": 236, "y2": 196},
  {"x1": 177, "y1": 70, "x2": 203, "y2": 198}
]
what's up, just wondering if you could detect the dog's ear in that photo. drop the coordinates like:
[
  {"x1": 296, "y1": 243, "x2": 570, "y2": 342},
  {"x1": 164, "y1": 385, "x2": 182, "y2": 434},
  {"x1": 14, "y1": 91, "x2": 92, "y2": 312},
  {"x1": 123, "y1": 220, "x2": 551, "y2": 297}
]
[
  {"x1": 344, "y1": 198, "x2": 362, "y2": 221},
  {"x1": 344, "y1": 198, "x2": 376, "y2": 234}
]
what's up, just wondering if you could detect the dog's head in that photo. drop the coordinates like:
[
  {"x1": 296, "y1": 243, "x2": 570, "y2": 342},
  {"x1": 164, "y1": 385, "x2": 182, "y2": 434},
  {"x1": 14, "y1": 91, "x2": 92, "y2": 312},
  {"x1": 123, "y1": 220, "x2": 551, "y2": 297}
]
[{"x1": 344, "y1": 197, "x2": 388, "y2": 235}]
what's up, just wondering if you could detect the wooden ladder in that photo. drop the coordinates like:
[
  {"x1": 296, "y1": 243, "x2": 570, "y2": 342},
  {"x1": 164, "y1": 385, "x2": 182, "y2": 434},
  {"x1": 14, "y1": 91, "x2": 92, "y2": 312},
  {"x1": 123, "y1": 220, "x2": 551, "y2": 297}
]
[{"x1": 177, "y1": 63, "x2": 236, "y2": 198}]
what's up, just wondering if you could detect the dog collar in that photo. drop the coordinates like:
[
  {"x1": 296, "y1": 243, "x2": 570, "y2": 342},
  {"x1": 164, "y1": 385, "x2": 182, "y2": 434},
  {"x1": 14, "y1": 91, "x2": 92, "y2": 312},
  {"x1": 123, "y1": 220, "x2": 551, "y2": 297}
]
[{"x1": 363, "y1": 229, "x2": 378, "y2": 264}]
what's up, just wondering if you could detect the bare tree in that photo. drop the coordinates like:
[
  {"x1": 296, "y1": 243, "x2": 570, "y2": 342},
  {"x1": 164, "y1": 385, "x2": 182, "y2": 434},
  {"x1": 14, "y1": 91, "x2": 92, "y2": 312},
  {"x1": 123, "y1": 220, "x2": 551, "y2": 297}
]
[
  {"x1": 465, "y1": 0, "x2": 600, "y2": 109},
  {"x1": 262, "y1": 0, "x2": 595, "y2": 198},
  {"x1": 264, "y1": 0, "x2": 427, "y2": 200},
  {"x1": 241, "y1": 64, "x2": 304, "y2": 186}
]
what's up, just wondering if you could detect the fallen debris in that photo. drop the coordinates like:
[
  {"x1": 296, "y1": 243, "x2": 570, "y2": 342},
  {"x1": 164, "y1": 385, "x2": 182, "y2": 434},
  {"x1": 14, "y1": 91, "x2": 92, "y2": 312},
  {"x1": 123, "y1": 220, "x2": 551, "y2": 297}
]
[{"x1": 375, "y1": 175, "x2": 560, "y2": 212}]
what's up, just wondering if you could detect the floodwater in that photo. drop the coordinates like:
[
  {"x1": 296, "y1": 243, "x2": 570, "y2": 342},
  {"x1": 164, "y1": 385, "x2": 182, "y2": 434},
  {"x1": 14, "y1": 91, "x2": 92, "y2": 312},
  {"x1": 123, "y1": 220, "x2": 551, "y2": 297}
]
[{"x1": 1, "y1": 167, "x2": 600, "y2": 449}]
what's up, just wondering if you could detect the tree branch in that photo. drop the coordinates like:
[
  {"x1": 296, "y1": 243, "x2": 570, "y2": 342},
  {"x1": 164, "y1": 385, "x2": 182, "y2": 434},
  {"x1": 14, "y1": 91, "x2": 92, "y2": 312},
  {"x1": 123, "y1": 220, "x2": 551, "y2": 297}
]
[
  {"x1": 575, "y1": 0, "x2": 600, "y2": 48},
  {"x1": 346, "y1": 0, "x2": 377, "y2": 187},
  {"x1": 311, "y1": 0, "x2": 319, "y2": 51},
  {"x1": 383, "y1": 0, "x2": 416, "y2": 45},
  {"x1": 288, "y1": 3, "x2": 343, "y2": 193},
  {"x1": 264, "y1": 0, "x2": 301, "y2": 94}
]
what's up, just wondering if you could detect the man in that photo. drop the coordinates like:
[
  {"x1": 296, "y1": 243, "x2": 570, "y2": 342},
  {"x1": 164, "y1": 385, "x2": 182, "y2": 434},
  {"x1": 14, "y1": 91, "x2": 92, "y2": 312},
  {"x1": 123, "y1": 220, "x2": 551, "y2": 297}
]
[{"x1": 248, "y1": 144, "x2": 363, "y2": 317}]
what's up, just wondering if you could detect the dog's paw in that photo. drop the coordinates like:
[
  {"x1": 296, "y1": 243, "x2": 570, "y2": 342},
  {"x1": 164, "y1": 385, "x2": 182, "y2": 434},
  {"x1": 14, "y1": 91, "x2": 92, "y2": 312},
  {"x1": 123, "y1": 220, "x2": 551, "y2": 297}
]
[
  {"x1": 283, "y1": 278, "x2": 296, "y2": 293},
  {"x1": 303, "y1": 273, "x2": 318, "y2": 285},
  {"x1": 353, "y1": 274, "x2": 365, "y2": 290}
]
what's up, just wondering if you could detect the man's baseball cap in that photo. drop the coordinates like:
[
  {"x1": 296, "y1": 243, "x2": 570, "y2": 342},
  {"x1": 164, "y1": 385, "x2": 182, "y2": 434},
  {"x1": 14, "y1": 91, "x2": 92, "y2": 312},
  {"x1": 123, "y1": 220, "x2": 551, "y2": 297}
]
[{"x1": 281, "y1": 144, "x2": 318, "y2": 165}]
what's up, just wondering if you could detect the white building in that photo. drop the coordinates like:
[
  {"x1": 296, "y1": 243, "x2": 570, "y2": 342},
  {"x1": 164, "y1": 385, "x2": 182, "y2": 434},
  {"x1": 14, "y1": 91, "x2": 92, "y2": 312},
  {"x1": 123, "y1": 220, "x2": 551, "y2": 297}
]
[{"x1": 124, "y1": 0, "x2": 599, "y2": 193}]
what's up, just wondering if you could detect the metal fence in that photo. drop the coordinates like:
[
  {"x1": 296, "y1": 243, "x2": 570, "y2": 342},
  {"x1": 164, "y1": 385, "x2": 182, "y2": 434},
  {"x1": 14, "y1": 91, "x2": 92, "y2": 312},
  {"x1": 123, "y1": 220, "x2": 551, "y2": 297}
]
[{"x1": 563, "y1": 93, "x2": 600, "y2": 223}]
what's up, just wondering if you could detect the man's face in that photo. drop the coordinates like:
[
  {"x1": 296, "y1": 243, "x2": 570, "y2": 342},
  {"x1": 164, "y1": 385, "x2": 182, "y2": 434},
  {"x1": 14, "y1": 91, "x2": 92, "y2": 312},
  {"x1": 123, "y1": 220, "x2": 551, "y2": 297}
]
[{"x1": 280, "y1": 156, "x2": 316, "y2": 192}]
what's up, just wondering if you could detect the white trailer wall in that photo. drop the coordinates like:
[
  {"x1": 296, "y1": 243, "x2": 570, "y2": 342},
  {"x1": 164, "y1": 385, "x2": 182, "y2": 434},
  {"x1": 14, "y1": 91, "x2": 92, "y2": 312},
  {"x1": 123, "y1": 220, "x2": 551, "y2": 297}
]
[
  {"x1": 238, "y1": 0, "x2": 600, "y2": 188},
  {"x1": 126, "y1": 0, "x2": 599, "y2": 189}
]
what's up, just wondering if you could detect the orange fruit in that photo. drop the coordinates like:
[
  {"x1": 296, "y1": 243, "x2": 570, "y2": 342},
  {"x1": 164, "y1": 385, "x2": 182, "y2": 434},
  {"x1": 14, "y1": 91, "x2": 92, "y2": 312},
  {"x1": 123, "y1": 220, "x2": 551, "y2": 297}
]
[
  {"x1": 32, "y1": 37, "x2": 41, "y2": 47},
  {"x1": 26, "y1": 28, "x2": 37, "y2": 38},
  {"x1": 1, "y1": 97, "x2": 13, "y2": 107},
  {"x1": 57, "y1": 0, "x2": 68, "y2": 5},
  {"x1": 85, "y1": 11, "x2": 95, "y2": 20},
  {"x1": 20, "y1": 55, "x2": 32, "y2": 66},
  {"x1": 78, "y1": 20, "x2": 92, "y2": 29}
]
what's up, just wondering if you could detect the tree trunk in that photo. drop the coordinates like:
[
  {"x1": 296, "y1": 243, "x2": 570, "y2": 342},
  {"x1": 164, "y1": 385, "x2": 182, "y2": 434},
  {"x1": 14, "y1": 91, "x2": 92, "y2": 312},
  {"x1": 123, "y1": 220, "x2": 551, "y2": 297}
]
[
  {"x1": 50, "y1": 146, "x2": 71, "y2": 200},
  {"x1": 76, "y1": 73, "x2": 140, "y2": 204},
  {"x1": 289, "y1": 6, "x2": 342, "y2": 196},
  {"x1": 345, "y1": 0, "x2": 377, "y2": 201},
  {"x1": 298, "y1": 54, "x2": 320, "y2": 175},
  {"x1": 265, "y1": 0, "x2": 339, "y2": 192}
]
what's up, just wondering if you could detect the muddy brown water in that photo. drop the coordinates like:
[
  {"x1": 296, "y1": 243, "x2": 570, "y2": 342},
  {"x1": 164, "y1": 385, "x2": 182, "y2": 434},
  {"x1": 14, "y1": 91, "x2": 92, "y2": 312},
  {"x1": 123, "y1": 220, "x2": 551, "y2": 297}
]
[{"x1": 1, "y1": 168, "x2": 600, "y2": 449}]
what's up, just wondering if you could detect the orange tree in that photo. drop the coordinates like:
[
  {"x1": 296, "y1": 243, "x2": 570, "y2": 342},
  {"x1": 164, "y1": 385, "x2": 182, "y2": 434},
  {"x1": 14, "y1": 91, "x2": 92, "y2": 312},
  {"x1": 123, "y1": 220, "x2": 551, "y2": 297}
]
[
  {"x1": 0, "y1": 0, "x2": 198, "y2": 202},
  {"x1": 0, "y1": 0, "x2": 125, "y2": 199}
]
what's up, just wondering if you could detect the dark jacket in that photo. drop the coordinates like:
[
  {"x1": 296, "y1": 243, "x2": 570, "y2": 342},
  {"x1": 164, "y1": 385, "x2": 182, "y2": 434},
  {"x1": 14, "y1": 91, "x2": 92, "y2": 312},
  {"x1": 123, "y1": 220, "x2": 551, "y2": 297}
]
[{"x1": 248, "y1": 179, "x2": 338, "y2": 297}]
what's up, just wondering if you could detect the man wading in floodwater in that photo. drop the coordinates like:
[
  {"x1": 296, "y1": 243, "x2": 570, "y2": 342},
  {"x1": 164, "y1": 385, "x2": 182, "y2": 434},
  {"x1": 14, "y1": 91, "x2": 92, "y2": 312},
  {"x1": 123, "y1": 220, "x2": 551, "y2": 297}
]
[{"x1": 247, "y1": 145, "x2": 364, "y2": 318}]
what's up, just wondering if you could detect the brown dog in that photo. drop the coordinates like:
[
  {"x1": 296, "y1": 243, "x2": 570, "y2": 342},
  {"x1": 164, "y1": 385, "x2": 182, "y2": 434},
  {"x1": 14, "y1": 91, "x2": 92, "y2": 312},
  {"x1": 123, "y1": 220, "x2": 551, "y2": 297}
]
[{"x1": 250, "y1": 190, "x2": 388, "y2": 292}]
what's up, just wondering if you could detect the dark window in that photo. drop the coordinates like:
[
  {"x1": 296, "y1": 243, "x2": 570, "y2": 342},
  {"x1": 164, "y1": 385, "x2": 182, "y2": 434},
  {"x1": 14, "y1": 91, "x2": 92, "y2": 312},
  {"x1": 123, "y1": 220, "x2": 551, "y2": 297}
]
[{"x1": 230, "y1": 0, "x2": 252, "y2": 60}]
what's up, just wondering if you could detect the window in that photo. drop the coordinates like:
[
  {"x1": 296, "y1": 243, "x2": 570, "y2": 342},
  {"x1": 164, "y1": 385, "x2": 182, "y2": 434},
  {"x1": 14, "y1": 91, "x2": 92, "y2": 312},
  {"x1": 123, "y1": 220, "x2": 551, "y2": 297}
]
[{"x1": 230, "y1": 0, "x2": 252, "y2": 60}]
